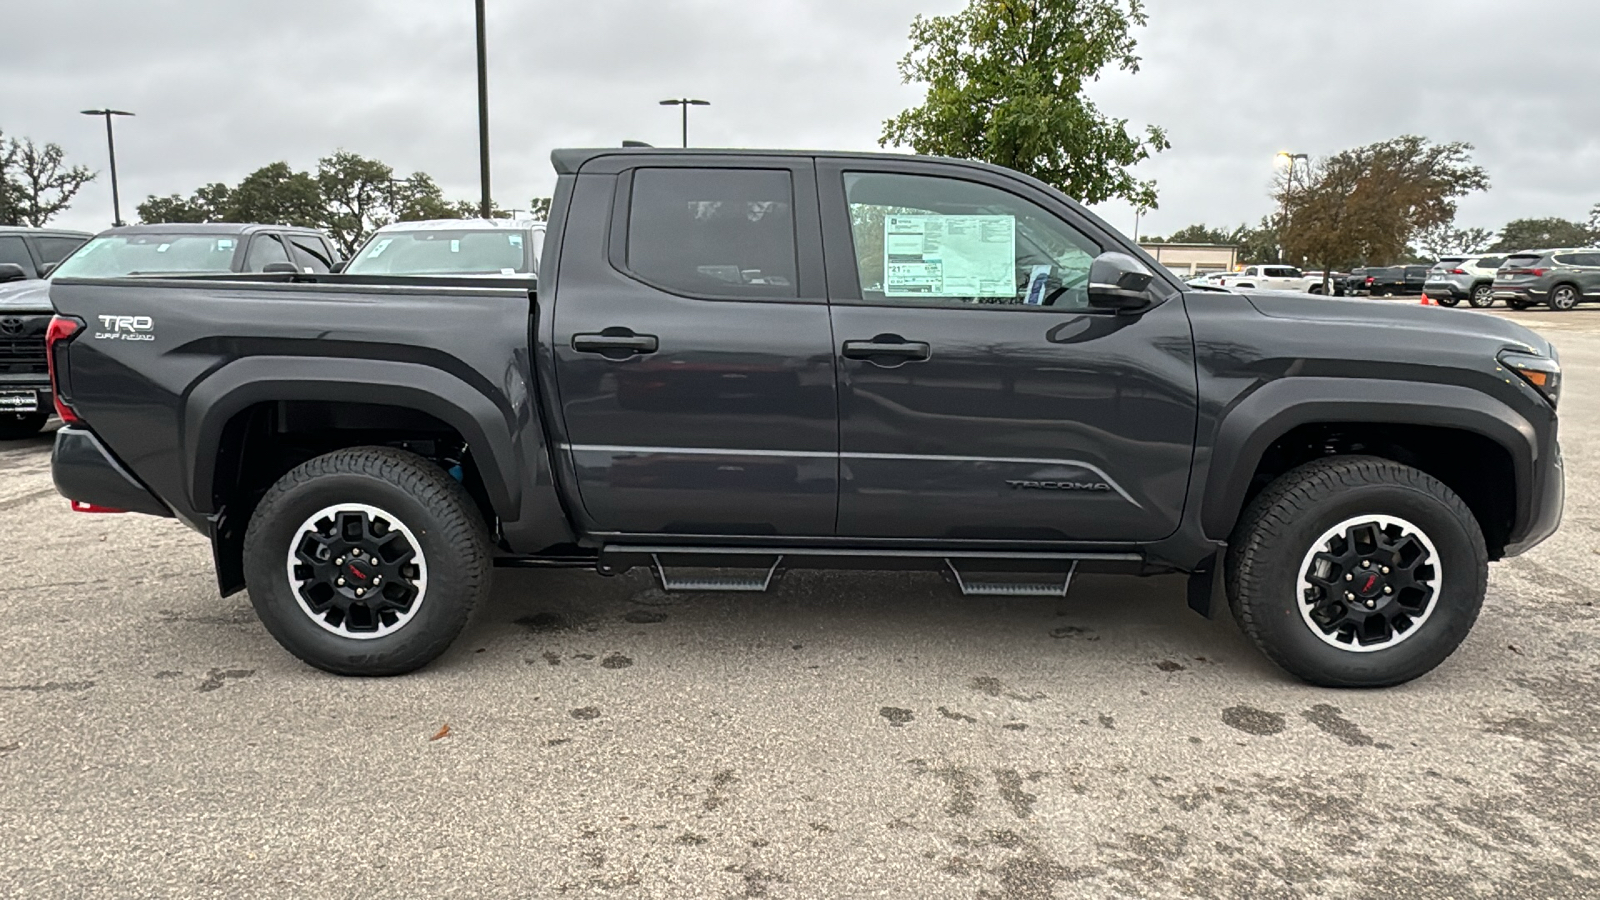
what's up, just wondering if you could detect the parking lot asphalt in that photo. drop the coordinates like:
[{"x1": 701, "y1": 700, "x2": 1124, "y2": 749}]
[{"x1": 2, "y1": 306, "x2": 1597, "y2": 899}]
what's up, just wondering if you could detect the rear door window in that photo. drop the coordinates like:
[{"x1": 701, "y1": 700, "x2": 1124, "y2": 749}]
[
  {"x1": 244, "y1": 234, "x2": 292, "y2": 272},
  {"x1": 287, "y1": 234, "x2": 335, "y2": 273},
  {"x1": 1474, "y1": 256, "x2": 1505, "y2": 270},
  {"x1": 1503, "y1": 254, "x2": 1542, "y2": 272},
  {"x1": 626, "y1": 168, "x2": 798, "y2": 299},
  {"x1": 34, "y1": 236, "x2": 88, "y2": 268}
]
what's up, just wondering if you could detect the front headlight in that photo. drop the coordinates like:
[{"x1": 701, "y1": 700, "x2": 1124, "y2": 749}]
[{"x1": 1499, "y1": 351, "x2": 1561, "y2": 408}]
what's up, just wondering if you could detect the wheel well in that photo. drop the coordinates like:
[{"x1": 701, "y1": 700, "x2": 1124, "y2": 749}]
[
  {"x1": 1243, "y1": 423, "x2": 1516, "y2": 559},
  {"x1": 209, "y1": 401, "x2": 499, "y2": 594}
]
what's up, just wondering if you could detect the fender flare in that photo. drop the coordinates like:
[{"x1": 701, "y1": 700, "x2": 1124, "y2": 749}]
[
  {"x1": 183, "y1": 356, "x2": 524, "y2": 520},
  {"x1": 1198, "y1": 377, "x2": 1537, "y2": 540}
]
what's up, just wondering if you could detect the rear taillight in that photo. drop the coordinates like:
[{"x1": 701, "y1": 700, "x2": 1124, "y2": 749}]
[
  {"x1": 1504, "y1": 267, "x2": 1544, "y2": 277},
  {"x1": 46, "y1": 315, "x2": 84, "y2": 424},
  {"x1": 1451, "y1": 268, "x2": 1466, "y2": 275},
  {"x1": 1365, "y1": 276, "x2": 1375, "y2": 284}
]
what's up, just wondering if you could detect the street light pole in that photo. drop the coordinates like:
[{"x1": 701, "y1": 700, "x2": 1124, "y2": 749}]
[
  {"x1": 658, "y1": 98, "x2": 710, "y2": 148},
  {"x1": 1275, "y1": 151, "x2": 1309, "y2": 264},
  {"x1": 80, "y1": 109, "x2": 134, "y2": 227},
  {"x1": 475, "y1": 0, "x2": 492, "y2": 219}
]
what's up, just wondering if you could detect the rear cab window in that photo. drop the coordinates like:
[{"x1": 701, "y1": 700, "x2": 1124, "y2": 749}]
[{"x1": 625, "y1": 168, "x2": 798, "y2": 298}]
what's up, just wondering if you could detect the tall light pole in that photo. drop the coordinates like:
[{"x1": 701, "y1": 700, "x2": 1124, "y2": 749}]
[
  {"x1": 474, "y1": 0, "x2": 492, "y2": 219},
  {"x1": 659, "y1": 98, "x2": 710, "y2": 148},
  {"x1": 1275, "y1": 151, "x2": 1309, "y2": 264},
  {"x1": 80, "y1": 109, "x2": 134, "y2": 227}
]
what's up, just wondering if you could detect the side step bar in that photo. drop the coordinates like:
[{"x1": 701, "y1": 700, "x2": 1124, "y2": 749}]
[
  {"x1": 652, "y1": 554, "x2": 782, "y2": 592},
  {"x1": 946, "y1": 560, "x2": 1077, "y2": 598}
]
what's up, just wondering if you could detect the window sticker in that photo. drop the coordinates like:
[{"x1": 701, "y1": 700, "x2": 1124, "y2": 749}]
[
  {"x1": 884, "y1": 214, "x2": 1016, "y2": 298},
  {"x1": 508, "y1": 234, "x2": 523, "y2": 247},
  {"x1": 450, "y1": 239, "x2": 460, "y2": 253},
  {"x1": 1024, "y1": 265, "x2": 1053, "y2": 305},
  {"x1": 366, "y1": 238, "x2": 393, "y2": 258},
  {"x1": 500, "y1": 268, "x2": 516, "y2": 275},
  {"x1": 218, "y1": 239, "x2": 236, "y2": 250},
  {"x1": 156, "y1": 243, "x2": 171, "y2": 253}
]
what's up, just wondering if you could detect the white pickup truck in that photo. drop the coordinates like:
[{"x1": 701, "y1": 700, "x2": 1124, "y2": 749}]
[{"x1": 1217, "y1": 264, "x2": 1323, "y2": 293}]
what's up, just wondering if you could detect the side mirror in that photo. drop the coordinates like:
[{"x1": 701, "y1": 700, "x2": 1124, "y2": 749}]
[
  {"x1": 0, "y1": 263, "x2": 28, "y2": 283},
  {"x1": 1087, "y1": 252, "x2": 1154, "y2": 311},
  {"x1": 330, "y1": 260, "x2": 346, "y2": 274},
  {"x1": 39, "y1": 262, "x2": 57, "y2": 278},
  {"x1": 261, "y1": 262, "x2": 300, "y2": 275}
]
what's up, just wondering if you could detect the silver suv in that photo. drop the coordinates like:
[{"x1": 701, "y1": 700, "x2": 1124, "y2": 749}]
[{"x1": 1423, "y1": 254, "x2": 1507, "y2": 308}]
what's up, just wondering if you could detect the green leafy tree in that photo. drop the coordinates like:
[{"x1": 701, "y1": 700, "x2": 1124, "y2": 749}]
[
  {"x1": 528, "y1": 197, "x2": 552, "y2": 219},
  {"x1": 1280, "y1": 136, "x2": 1488, "y2": 288},
  {"x1": 1489, "y1": 217, "x2": 1592, "y2": 253},
  {"x1": 1146, "y1": 223, "x2": 1237, "y2": 245},
  {"x1": 137, "y1": 182, "x2": 232, "y2": 224},
  {"x1": 230, "y1": 163, "x2": 323, "y2": 227},
  {"x1": 1413, "y1": 224, "x2": 1494, "y2": 259},
  {"x1": 881, "y1": 0, "x2": 1169, "y2": 208},
  {"x1": 393, "y1": 173, "x2": 467, "y2": 222},
  {"x1": 0, "y1": 130, "x2": 95, "y2": 227}
]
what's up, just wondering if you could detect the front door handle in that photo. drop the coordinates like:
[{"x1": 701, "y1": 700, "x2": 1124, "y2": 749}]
[
  {"x1": 573, "y1": 329, "x2": 659, "y2": 358},
  {"x1": 842, "y1": 337, "x2": 931, "y2": 364}
]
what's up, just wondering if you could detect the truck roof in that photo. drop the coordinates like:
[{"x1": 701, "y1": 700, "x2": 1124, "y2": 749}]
[
  {"x1": 0, "y1": 226, "x2": 94, "y2": 239},
  {"x1": 101, "y1": 223, "x2": 328, "y2": 237},
  {"x1": 369, "y1": 218, "x2": 546, "y2": 234},
  {"x1": 551, "y1": 147, "x2": 1014, "y2": 176}
]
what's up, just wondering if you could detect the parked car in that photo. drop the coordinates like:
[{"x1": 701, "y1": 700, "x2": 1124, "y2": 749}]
[
  {"x1": 343, "y1": 219, "x2": 544, "y2": 278},
  {"x1": 0, "y1": 226, "x2": 92, "y2": 283},
  {"x1": 1424, "y1": 255, "x2": 1506, "y2": 308},
  {"x1": 47, "y1": 146, "x2": 1563, "y2": 689},
  {"x1": 1185, "y1": 271, "x2": 1233, "y2": 288},
  {"x1": 1492, "y1": 248, "x2": 1600, "y2": 311},
  {"x1": 1216, "y1": 264, "x2": 1322, "y2": 293},
  {"x1": 1364, "y1": 265, "x2": 1431, "y2": 297},
  {"x1": 1300, "y1": 270, "x2": 1347, "y2": 296},
  {"x1": 52, "y1": 223, "x2": 342, "y2": 279}
]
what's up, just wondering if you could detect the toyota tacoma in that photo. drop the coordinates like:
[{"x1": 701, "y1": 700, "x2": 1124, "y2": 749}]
[{"x1": 45, "y1": 148, "x2": 1564, "y2": 686}]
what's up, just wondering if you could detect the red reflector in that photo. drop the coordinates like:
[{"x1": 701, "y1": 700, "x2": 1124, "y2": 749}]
[
  {"x1": 70, "y1": 501, "x2": 127, "y2": 514},
  {"x1": 46, "y1": 316, "x2": 84, "y2": 424}
]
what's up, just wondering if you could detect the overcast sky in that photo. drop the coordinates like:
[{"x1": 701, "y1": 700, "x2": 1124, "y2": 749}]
[{"x1": 7, "y1": 0, "x2": 1598, "y2": 240}]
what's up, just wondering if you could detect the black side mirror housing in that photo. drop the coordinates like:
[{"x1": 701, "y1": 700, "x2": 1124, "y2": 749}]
[
  {"x1": 38, "y1": 262, "x2": 57, "y2": 278},
  {"x1": 261, "y1": 262, "x2": 301, "y2": 275},
  {"x1": 330, "y1": 260, "x2": 346, "y2": 274},
  {"x1": 0, "y1": 263, "x2": 28, "y2": 283},
  {"x1": 1087, "y1": 252, "x2": 1154, "y2": 312}
]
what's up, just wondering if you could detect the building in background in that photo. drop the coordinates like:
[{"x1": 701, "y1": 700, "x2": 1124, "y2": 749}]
[{"x1": 1139, "y1": 242, "x2": 1239, "y2": 278}]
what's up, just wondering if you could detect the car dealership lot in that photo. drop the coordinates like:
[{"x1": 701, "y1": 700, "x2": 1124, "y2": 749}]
[{"x1": 2, "y1": 308, "x2": 1597, "y2": 899}]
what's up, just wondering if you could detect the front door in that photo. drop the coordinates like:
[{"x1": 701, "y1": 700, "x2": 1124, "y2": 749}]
[
  {"x1": 818, "y1": 161, "x2": 1198, "y2": 543},
  {"x1": 550, "y1": 159, "x2": 838, "y2": 536}
]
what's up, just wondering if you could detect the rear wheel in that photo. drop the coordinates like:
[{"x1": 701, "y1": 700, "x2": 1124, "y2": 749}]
[
  {"x1": 1435, "y1": 294, "x2": 1460, "y2": 307},
  {"x1": 243, "y1": 447, "x2": 492, "y2": 676},
  {"x1": 0, "y1": 412, "x2": 48, "y2": 440},
  {"x1": 1549, "y1": 284, "x2": 1580, "y2": 311},
  {"x1": 1469, "y1": 284, "x2": 1495, "y2": 308},
  {"x1": 1226, "y1": 456, "x2": 1486, "y2": 687}
]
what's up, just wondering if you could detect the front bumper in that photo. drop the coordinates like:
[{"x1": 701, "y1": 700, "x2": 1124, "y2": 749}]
[
  {"x1": 51, "y1": 426, "x2": 172, "y2": 517},
  {"x1": 1505, "y1": 439, "x2": 1563, "y2": 557}
]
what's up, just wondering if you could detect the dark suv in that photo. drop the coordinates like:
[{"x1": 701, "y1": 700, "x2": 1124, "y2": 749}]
[
  {"x1": 1364, "y1": 265, "x2": 1431, "y2": 297},
  {"x1": 1493, "y1": 249, "x2": 1600, "y2": 311},
  {"x1": 0, "y1": 227, "x2": 92, "y2": 282}
]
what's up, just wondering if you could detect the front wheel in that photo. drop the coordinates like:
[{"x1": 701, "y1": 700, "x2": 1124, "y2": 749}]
[
  {"x1": 1469, "y1": 285, "x2": 1495, "y2": 308},
  {"x1": 1226, "y1": 456, "x2": 1487, "y2": 688},
  {"x1": 243, "y1": 447, "x2": 492, "y2": 676},
  {"x1": 0, "y1": 412, "x2": 48, "y2": 440},
  {"x1": 1549, "y1": 285, "x2": 1580, "y2": 311}
]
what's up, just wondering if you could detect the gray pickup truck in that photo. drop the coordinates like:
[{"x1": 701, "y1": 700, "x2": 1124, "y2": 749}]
[{"x1": 46, "y1": 148, "x2": 1564, "y2": 687}]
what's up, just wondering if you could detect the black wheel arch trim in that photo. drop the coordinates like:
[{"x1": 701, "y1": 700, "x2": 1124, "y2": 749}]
[
  {"x1": 1198, "y1": 377, "x2": 1540, "y2": 543},
  {"x1": 183, "y1": 356, "x2": 525, "y2": 521}
]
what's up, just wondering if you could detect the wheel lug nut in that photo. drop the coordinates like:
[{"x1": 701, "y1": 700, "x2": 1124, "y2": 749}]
[
  {"x1": 352, "y1": 549, "x2": 362, "y2": 556},
  {"x1": 1383, "y1": 586, "x2": 1392, "y2": 595},
  {"x1": 1345, "y1": 592, "x2": 1355, "y2": 601},
  {"x1": 335, "y1": 557, "x2": 345, "y2": 565},
  {"x1": 373, "y1": 576, "x2": 382, "y2": 585},
  {"x1": 355, "y1": 588, "x2": 365, "y2": 597},
  {"x1": 1345, "y1": 574, "x2": 1354, "y2": 582},
  {"x1": 1361, "y1": 560, "x2": 1371, "y2": 569},
  {"x1": 1381, "y1": 566, "x2": 1390, "y2": 574},
  {"x1": 1365, "y1": 600, "x2": 1376, "y2": 608},
  {"x1": 336, "y1": 577, "x2": 346, "y2": 586}
]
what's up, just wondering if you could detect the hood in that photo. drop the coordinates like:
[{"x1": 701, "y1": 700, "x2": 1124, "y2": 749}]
[
  {"x1": 0, "y1": 279, "x2": 52, "y2": 313},
  {"x1": 1241, "y1": 290, "x2": 1554, "y2": 358}
]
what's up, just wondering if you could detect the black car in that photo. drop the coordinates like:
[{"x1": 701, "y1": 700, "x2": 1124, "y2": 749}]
[
  {"x1": 1364, "y1": 265, "x2": 1432, "y2": 297},
  {"x1": 47, "y1": 147, "x2": 1563, "y2": 689},
  {"x1": 0, "y1": 227, "x2": 92, "y2": 283},
  {"x1": 1492, "y1": 248, "x2": 1600, "y2": 312}
]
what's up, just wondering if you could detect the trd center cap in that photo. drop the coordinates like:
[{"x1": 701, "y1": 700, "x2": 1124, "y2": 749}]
[
  {"x1": 344, "y1": 559, "x2": 375, "y2": 586},
  {"x1": 1354, "y1": 569, "x2": 1385, "y2": 598}
]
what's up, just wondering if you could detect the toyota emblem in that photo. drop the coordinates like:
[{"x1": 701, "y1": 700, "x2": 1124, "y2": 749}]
[{"x1": 0, "y1": 318, "x2": 23, "y2": 336}]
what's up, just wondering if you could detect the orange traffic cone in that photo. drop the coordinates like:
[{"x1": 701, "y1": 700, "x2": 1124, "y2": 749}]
[{"x1": 1420, "y1": 292, "x2": 1435, "y2": 306}]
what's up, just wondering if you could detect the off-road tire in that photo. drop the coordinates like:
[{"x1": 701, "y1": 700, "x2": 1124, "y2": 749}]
[
  {"x1": 0, "y1": 412, "x2": 48, "y2": 440},
  {"x1": 1548, "y1": 284, "x2": 1580, "y2": 312},
  {"x1": 1469, "y1": 284, "x2": 1494, "y2": 308},
  {"x1": 243, "y1": 447, "x2": 492, "y2": 676},
  {"x1": 1226, "y1": 456, "x2": 1487, "y2": 688}
]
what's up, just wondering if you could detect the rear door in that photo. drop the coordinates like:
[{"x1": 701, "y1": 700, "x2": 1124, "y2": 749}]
[
  {"x1": 549, "y1": 157, "x2": 838, "y2": 536},
  {"x1": 817, "y1": 158, "x2": 1198, "y2": 542}
]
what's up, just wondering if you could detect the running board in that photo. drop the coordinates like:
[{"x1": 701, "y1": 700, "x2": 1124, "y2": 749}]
[
  {"x1": 945, "y1": 559, "x2": 1078, "y2": 598},
  {"x1": 651, "y1": 554, "x2": 782, "y2": 593}
]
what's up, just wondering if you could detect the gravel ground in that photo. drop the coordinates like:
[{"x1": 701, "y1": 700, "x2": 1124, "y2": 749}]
[{"x1": 1, "y1": 306, "x2": 1596, "y2": 899}]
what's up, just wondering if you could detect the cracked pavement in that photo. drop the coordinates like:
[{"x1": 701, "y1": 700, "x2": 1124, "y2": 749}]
[{"x1": 1, "y1": 307, "x2": 1597, "y2": 898}]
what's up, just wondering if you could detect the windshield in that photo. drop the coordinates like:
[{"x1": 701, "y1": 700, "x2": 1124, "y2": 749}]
[
  {"x1": 51, "y1": 234, "x2": 240, "y2": 278},
  {"x1": 344, "y1": 230, "x2": 533, "y2": 276}
]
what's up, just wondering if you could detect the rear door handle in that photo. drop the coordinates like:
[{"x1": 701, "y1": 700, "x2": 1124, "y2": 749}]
[
  {"x1": 572, "y1": 330, "x2": 659, "y2": 357},
  {"x1": 842, "y1": 338, "x2": 931, "y2": 362}
]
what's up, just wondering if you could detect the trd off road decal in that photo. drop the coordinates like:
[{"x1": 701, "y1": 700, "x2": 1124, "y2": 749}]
[{"x1": 94, "y1": 315, "x2": 155, "y2": 342}]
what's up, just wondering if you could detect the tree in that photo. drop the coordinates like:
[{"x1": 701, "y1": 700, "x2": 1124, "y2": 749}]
[
  {"x1": 0, "y1": 130, "x2": 95, "y2": 227},
  {"x1": 1489, "y1": 217, "x2": 1591, "y2": 253},
  {"x1": 1280, "y1": 136, "x2": 1488, "y2": 288},
  {"x1": 231, "y1": 163, "x2": 323, "y2": 227},
  {"x1": 881, "y1": 0, "x2": 1169, "y2": 208},
  {"x1": 1145, "y1": 223, "x2": 1237, "y2": 245},
  {"x1": 528, "y1": 197, "x2": 552, "y2": 219},
  {"x1": 137, "y1": 182, "x2": 231, "y2": 225}
]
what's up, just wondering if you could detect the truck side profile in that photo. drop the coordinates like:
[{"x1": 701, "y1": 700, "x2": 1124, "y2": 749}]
[{"x1": 47, "y1": 148, "x2": 1564, "y2": 686}]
